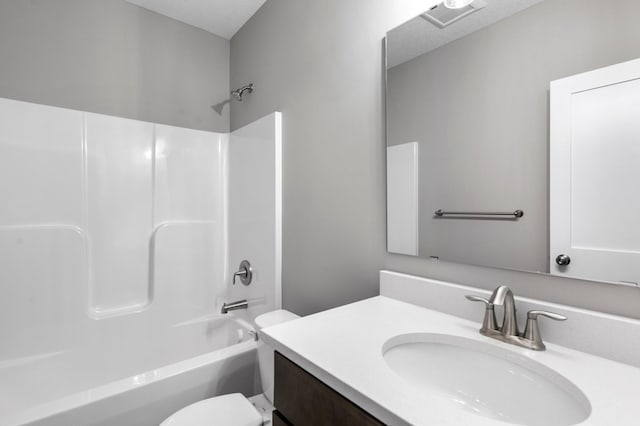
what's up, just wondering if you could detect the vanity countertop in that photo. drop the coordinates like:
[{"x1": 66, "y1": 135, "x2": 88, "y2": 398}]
[{"x1": 261, "y1": 296, "x2": 640, "y2": 426}]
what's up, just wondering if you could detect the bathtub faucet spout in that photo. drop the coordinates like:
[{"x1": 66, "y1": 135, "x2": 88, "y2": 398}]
[{"x1": 221, "y1": 299, "x2": 249, "y2": 314}]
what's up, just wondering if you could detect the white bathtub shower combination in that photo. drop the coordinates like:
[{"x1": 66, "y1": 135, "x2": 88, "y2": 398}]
[
  {"x1": 2, "y1": 317, "x2": 257, "y2": 426},
  {"x1": 0, "y1": 98, "x2": 282, "y2": 425}
]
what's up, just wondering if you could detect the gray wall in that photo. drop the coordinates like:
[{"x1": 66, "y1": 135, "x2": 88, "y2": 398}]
[
  {"x1": 230, "y1": 0, "x2": 640, "y2": 319},
  {"x1": 0, "y1": 0, "x2": 230, "y2": 132},
  {"x1": 387, "y1": 0, "x2": 640, "y2": 274}
]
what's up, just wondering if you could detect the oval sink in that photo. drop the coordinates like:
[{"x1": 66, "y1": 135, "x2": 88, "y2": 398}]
[{"x1": 382, "y1": 333, "x2": 590, "y2": 426}]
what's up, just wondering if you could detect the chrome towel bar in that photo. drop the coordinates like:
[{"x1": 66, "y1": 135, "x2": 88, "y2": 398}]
[{"x1": 434, "y1": 209, "x2": 524, "y2": 218}]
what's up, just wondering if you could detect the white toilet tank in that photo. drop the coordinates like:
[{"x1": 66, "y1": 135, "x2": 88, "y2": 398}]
[{"x1": 254, "y1": 310, "x2": 299, "y2": 403}]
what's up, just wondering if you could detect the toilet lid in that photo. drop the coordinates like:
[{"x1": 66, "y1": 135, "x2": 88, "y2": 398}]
[
  {"x1": 161, "y1": 393, "x2": 262, "y2": 426},
  {"x1": 254, "y1": 309, "x2": 299, "y2": 330}
]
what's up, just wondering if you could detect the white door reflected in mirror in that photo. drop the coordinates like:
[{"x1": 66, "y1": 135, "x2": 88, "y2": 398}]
[{"x1": 550, "y1": 58, "x2": 640, "y2": 286}]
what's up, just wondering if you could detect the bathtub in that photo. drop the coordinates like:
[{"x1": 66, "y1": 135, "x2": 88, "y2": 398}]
[{"x1": 1, "y1": 315, "x2": 259, "y2": 426}]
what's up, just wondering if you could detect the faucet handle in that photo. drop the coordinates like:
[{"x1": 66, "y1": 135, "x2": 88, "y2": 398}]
[
  {"x1": 465, "y1": 295, "x2": 498, "y2": 333},
  {"x1": 465, "y1": 295, "x2": 491, "y2": 305},
  {"x1": 523, "y1": 310, "x2": 567, "y2": 350},
  {"x1": 232, "y1": 260, "x2": 253, "y2": 285},
  {"x1": 527, "y1": 310, "x2": 567, "y2": 322}
]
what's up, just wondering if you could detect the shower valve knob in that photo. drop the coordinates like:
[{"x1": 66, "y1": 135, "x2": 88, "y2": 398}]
[{"x1": 232, "y1": 260, "x2": 253, "y2": 285}]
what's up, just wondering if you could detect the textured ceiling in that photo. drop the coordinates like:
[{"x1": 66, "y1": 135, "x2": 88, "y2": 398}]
[{"x1": 125, "y1": 0, "x2": 267, "y2": 39}]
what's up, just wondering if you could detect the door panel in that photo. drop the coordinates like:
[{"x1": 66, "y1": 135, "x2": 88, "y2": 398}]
[{"x1": 550, "y1": 58, "x2": 640, "y2": 285}]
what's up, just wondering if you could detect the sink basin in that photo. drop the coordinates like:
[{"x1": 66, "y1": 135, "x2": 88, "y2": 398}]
[{"x1": 382, "y1": 333, "x2": 590, "y2": 426}]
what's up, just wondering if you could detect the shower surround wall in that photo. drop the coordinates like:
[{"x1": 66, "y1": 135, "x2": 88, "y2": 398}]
[
  {"x1": 0, "y1": 97, "x2": 226, "y2": 327},
  {"x1": 0, "y1": 96, "x2": 283, "y2": 425}
]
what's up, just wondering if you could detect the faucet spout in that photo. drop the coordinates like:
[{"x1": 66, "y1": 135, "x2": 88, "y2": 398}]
[
  {"x1": 489, "y1": 286, "x2": 518, "y2": 336},
  {"x1": 221, "y1": 299, "x2": 249, "y2": 314},
  {"x1": 490, "y1": 285, "x2": 511, "y2": 306}
]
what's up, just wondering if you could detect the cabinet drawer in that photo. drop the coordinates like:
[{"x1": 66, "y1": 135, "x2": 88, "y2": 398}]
[{"x1": 274, "y1": 352, "x2": 385, "y2": 426}]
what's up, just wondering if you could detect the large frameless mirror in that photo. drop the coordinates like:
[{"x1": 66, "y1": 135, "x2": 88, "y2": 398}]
[{"x1": 385, "y1": 0, "x2": 640, "y2": 286}]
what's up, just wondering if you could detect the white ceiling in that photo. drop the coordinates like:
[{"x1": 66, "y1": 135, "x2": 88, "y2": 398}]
[
  {"x1": 125, "y1": 0, "x2": 267, "y2": 39},
  {"x1": 387, "y1": 0, "x2": 546, "y2": 68}
]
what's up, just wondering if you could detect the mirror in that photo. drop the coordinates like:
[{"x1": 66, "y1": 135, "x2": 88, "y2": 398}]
[{"x1": 385, "y1": 0, "x2": 640, "y2": 286}]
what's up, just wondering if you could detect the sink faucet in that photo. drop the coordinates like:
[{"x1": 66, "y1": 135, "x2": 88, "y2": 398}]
[
  {"x1": 489, "y1": 286, "x2": 518, "y2": 337},
  {"x1": 466, "y1": 286, "x2": 567, "y2": 351}
]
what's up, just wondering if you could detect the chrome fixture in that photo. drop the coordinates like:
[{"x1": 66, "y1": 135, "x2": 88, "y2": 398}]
[
  {"x1": 490, "y1": 286, "x2": 519, "y2": 337},
  {"x1": 523, "y1": 311, "x2": 567, "y2": 350},
  {"x1": 555, "y1": 254, "x2": 571, "y2": 266},
  {"x1": 231, "y1": 83, "x2": 254, "y2": 102},
  {"x1": 233, "y1": 260, "x2": 253, "y2": 285},
  {"x1": 435, "y1": 209, "x2": 524, "y2": 219},
  {"x1": 221, "y1": 299, "x2": 249, "y2": 314},
  {"x1": 466, "y1": 286, "x2": 567, "y2": 351},
  {"x1": 464, "y1": 295, "x2": 497, "y2": 333}
]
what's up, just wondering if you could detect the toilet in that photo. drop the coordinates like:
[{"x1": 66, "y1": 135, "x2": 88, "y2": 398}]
[{"x1": 161, "y1": 310, "x2": 300, "y2": 426}]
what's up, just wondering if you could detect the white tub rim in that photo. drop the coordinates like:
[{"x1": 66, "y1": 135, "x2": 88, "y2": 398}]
[{"x1": 3, "y1": 336, "x2": 257, "y2": 426}]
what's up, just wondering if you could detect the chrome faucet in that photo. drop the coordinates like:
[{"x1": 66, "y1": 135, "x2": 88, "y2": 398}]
[
  {"x1": 466, "y1": 285, "x2": 567, "y2": 351},
  {"x1": 489, "y1": 286, "x2": 518, "y2": 337},
  {"x1": 221, "y1": 299, "x2": 249, "y2": 314}
]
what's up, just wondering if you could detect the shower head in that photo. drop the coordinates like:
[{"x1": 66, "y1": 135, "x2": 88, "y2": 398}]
[{"x1": 231, "y1": 83, "x2": 254, "y2": 102}]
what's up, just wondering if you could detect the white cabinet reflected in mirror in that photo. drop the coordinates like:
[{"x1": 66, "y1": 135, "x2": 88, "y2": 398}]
[{"x1": 385, "y1": 0, "x2": 640, "y2": 286}]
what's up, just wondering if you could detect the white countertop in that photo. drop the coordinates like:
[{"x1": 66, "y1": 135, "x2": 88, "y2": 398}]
[{"x1": 261, "y1": 296, "x2": 640, "y2": 426}]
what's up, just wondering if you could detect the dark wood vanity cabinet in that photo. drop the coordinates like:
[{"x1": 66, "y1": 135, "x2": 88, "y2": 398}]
[{"x1": 273, "y1": 352, "x2": 385, "y2": 426}]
